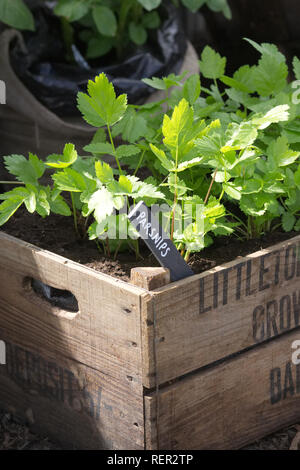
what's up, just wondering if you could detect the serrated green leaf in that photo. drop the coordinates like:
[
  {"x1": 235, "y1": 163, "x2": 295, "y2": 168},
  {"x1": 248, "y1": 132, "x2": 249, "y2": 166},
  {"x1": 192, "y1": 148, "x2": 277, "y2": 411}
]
[
  {"x1": 252, "y1": 53, "x2": 288, "y2": 96},
  {"x1": 150, "y1": 144, "x2": 174, "y2": 171},
  {"x1": 46, "y1": 143, "x2": 78, "y2": 168},
  {"x1": 224, "y1": 121, "x2": 258, "y2": 150},
  {"x1": 84, "y1": 142, "x2": 114, "y2": 155},
  {"x1": 267, "y1": 136, "x2": 300, "y2": 169},
  {"x1": 183, "y1": 74, "x2": 201, "y2": 105},
  {"x1": 162, "y1": 99, "x2": 194, "y2": 151},
  {"x1": 50, "y1": 195, "x2": 71, "y2": 216},
  {"x1": 223, "y1": 183, "x2": 242, "y2": 200},
  {"x1": 0, "y1": 197, "x2": 24, "y2": 226},
  {"x1": 252, "y1": 105, "x2": 290, "y2": 130},
  {"x1": 88, "y1": 187, "x2": 115, "y2": 223},
  {"x1": 77, "y1": 73, "x2": 127, "y2": 127},
  {"x1": 4, "y1": 153, "x2": 45, "y2": 184},
  {"x1": 199, "y1": 46, "x2": 226, "y2": 79},
  {"x1": 95, "y1": 161, "x2": 114, "y2": 184},
  {"x1": 36, "y1": 190, "x2": 50, "y2": 218},
  {"x1": 112, "y1": 108, "x2": 148, "y2": 143},
  {"x1": 116, "y1": 145, "x2": 141, "y2": 158},
  {"x1": 52, "y1": 168, "x2": 87, "y2": 192}
]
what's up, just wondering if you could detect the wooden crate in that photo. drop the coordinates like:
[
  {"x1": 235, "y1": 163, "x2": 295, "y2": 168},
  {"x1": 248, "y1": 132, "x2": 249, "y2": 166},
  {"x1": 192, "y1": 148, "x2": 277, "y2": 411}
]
[{"x1": 0, "y1": 231, "x2": 300, "y2": 449}]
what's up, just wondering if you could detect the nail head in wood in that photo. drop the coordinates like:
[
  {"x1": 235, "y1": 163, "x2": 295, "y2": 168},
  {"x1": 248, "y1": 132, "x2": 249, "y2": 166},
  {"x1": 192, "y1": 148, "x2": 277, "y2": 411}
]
[{"x1": 130, "y1": 267, "x2": 170, "y2": 291}]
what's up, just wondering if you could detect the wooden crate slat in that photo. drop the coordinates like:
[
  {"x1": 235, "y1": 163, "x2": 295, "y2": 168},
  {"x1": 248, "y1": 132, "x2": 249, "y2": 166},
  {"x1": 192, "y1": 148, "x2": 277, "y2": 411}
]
[
  {"x1": 0, "y1": 233, "x2": 144, "y2": 386},
  {"x1": 0, "y1": 232, "x2": 145, "y2": 449},
  {"x1": 144, "y1": 328, "x2": 300, "y2": 450},
  {"x1": 0, "y1": 340, "x2": 144, "y2": 449},
  {"x1": 142, "y1": 235, "x2": 300, "y2": 387}
]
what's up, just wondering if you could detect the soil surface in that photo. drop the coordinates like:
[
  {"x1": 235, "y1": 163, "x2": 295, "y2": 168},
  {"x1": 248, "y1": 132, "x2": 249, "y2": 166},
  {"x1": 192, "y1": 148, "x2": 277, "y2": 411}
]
[{"x1": 1, "y1": 208, "x2": 298, "y2": 282}]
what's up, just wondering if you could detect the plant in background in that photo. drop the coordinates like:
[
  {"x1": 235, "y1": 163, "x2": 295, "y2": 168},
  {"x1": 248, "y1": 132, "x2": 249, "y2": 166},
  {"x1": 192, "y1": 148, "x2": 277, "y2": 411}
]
[
  {"x1": 0, "y1": 0, "x2": 34, "y2": 31},
  {"x1": 2, "y1": 0, "x2": 230, "y2": 60},
  {"x1": 54, "y1": 0, "x2": 231, "y2": 59}
]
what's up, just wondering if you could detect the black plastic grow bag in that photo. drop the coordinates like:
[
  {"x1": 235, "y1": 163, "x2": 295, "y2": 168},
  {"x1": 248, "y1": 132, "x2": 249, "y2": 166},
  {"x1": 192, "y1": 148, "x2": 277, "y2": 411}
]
[{"x1": 10, "y1": 2, "x2": 187, "y2": 116}]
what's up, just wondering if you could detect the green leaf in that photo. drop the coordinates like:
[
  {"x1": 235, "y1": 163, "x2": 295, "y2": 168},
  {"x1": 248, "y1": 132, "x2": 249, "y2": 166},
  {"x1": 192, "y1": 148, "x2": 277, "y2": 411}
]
[
  {"x1": 181, "y1": 0, "x2": 206, "y2": 13},
  {"x1": 112, "y1": 108, "x2": 148, "y2": 143},
  {"x1": 162, "y1": 99, "x2": 194, "y2": 151},
  {"x1": 116, "y1": 145, "x2": 141, "y2": 158},
  {"x1": 282, "y1": 212, "x2": 296, "y2": 232},
  {"x1": 293, "y1": 56, "x2": 300, "y2": 80},
  {"x1": 86, "y1": 36, "x2": 113, "y2": 59},
  {"x1": 244, "y1": 38, "x2": 286, "y2": 63},
  {"x1": 220, "y1": 75, "x2": 252, "y2": 93},
  {"x1": 88, "y1": 188, "x2": 115, "y2": 223},
  {"x1": 50, "y1": 195, "x2": 71, "y2": 216},
  {"x1": 77, "y1": 73, "x2": 127, "y2": 127},
  {"x1": 36, "y1": 190, "x2": 50, "y2": 218},
  {"x1": 252, "y1": 105, "x2": 290, "y2": 130},
  {"x1": 92, "y1": 6, "x2": 117, "y2": 37},
  {"x1": 46, "y1": 143, "x2": 78, "y2": 168},
  {"x1": 4, "y1": 153, "x2": 45, "y2": 184},
  {"x1": 199, "y1": 46, "x2": 226, "y2": 79},
  {"x1": 0, "y1": 195, "x2": 24, "y2": 226},
  {"x1": 129, "y1": 23, "x2": 147, "y2": 45},
  {"x1": 84, "y1": 142, "x2": 114, "y2": 155},
  {"x1": 137, "y1": 0, "x2": 161, "y2": 11},
  {"x1": 251, "y1": 48, "x2": 288, "y2": 96},
  {"x1": 149, "y1": 144, "x2": 174, "y2": 171},
  {"x1": 142, "y1": 77, "x2": 167, "y2": 90},
  {"x1": 95, "y1": 161, "x2": 114, "y2": 184},
  {"x1": 267, "y1": 136, "x2": 300, "y2": 169},
  {"x1": 233, "y1": 65, "x2": 256, "y2": 93},
  {"x1": 224, "y1": 121, "x2": 258, "y2": 150},
  {"x1": 206, "y1": 0, "x2": 231, "y2": 18},
  {"x1": 54, "y1": 0, "x2": 89, "y2": 22},
  {"x1": 52, "y1": 168, "x2": 87, "y2": 192},
  {"x1": 195, "y1": 133, "x2": 223, "y2": 158},
  {"x1": 142, "y1": 11, "x2": 160, "y2": 29},
  {"x1": 183, "y1": 74, "x2": 201, "y2": 105},
  {"x1": 223, "y1": 183, "x2": 242, "y2": 200},
  {"x1": 0, "y1": 0, "x2": 34, "y2": 31},
  {"x1": 127, "y1": 176, "x2": 165, "y2": 200}
]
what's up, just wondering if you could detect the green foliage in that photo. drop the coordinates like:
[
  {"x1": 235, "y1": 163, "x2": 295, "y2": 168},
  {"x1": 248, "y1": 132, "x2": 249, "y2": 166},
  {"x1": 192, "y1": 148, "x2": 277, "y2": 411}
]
[
  {"x1": 0, "y1": 0, "x2": 34, "y2": 30},
  {"x1": 3, "y1": 37, "x2": 300, "y2": 262}
]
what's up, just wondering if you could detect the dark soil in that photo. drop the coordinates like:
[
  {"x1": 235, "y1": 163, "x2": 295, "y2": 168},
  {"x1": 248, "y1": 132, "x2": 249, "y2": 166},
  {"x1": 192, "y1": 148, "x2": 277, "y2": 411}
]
[{"x1": 1, "y1": 207, "x2": 298, "y2": 282}]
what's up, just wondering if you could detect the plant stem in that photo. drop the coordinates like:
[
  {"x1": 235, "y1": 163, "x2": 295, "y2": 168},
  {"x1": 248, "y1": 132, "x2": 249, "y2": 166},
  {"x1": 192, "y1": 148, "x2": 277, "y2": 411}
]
[
  {"x1": 107, "y1": 125, "x2": 123, "y2": 174},
  {"x1": 204, "y1": 169, "x2": 217, "y2": 205},
  {"x1": 0, "y1": 181, "x2": 24, "y2": 185},
  {"x1": 106, "y1": 237, "x2": 111, "y2": 258},
  {"x1": 70, "y1": 193, "x2": 79, "y2": 236},
  {"x1": 171, "y1": 147, "x2": 179, "y2": 241},
  {"x1": 134, "y1": 149, "x2": 146, "y2": 176},
  {"x1": 184, "y1": 251, "x2": 191, "y2": 262}
]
